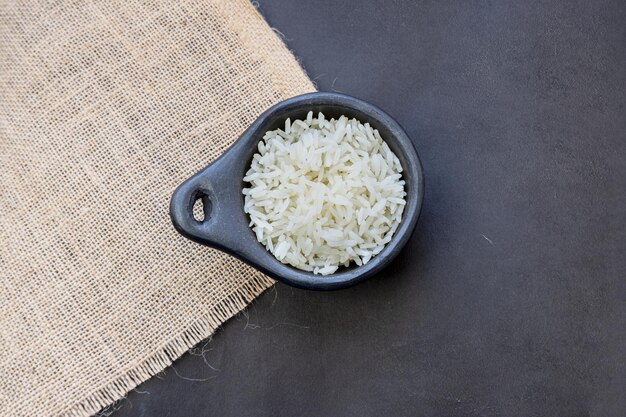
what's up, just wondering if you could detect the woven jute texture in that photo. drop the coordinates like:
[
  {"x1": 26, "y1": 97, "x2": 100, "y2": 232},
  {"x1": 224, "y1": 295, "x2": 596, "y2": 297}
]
[{"x1": 0, "y1": 1, "x2": 314, "y2": 415}]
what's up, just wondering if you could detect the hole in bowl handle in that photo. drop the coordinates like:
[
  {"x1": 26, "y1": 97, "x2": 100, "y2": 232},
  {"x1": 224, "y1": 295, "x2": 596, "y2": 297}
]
[{"x1": 169, "y1": 175, "x2": 216, "y2": 245}]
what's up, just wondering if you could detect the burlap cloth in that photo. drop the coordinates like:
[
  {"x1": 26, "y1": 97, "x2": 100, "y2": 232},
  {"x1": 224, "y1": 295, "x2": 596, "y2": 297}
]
[{"x1": 0, "y1": 1, "x2": 314, "y2": 415}]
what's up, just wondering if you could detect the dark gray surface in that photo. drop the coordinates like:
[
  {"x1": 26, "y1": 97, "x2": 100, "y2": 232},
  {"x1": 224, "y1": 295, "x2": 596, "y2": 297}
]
[{"x1": 105, "y1": 0, "x2": 626, "y2": 416}]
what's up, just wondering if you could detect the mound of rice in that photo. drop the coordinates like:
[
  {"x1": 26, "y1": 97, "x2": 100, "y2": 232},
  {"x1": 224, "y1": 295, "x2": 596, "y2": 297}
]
[{"x1": 243, "y1": 112, "x2": 406, "y2": 275}]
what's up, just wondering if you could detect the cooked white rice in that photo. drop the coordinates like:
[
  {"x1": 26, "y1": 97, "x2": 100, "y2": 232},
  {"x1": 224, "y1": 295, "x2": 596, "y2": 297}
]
[{"x1": 243, "y1": 112, "x2": 406, "y2": 275}]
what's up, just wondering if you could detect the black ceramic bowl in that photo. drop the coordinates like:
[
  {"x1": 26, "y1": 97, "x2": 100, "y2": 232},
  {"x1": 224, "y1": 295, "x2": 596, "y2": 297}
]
[{"x1": 170, "y1": 92, "x2": 424, "y2": 290}]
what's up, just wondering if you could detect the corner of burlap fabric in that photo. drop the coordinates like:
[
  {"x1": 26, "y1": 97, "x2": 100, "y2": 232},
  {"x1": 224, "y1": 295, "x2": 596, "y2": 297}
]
[{"x1": 0, "y1": 1, "x2": 314, "y2": 415}]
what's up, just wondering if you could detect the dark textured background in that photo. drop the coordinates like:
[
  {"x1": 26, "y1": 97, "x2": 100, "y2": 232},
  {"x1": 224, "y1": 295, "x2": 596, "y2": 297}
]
[{"x1": 106, "y1": 0, "x2": 626, "y2": 416}]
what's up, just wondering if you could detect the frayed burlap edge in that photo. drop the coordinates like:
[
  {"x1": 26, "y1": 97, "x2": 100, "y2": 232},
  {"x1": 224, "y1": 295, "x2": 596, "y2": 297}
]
[{"x1": 61, "y1": 274, "x2": 274, "y2": 417}]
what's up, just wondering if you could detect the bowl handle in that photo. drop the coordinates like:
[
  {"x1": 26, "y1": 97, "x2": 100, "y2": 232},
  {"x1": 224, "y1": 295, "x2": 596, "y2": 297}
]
[
  {"x1": 169, "y1": 157, "x2": 244, "y2": 250},
  {"x1": 169, "y1": 172, "x2": 212, "y2": 245}
]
